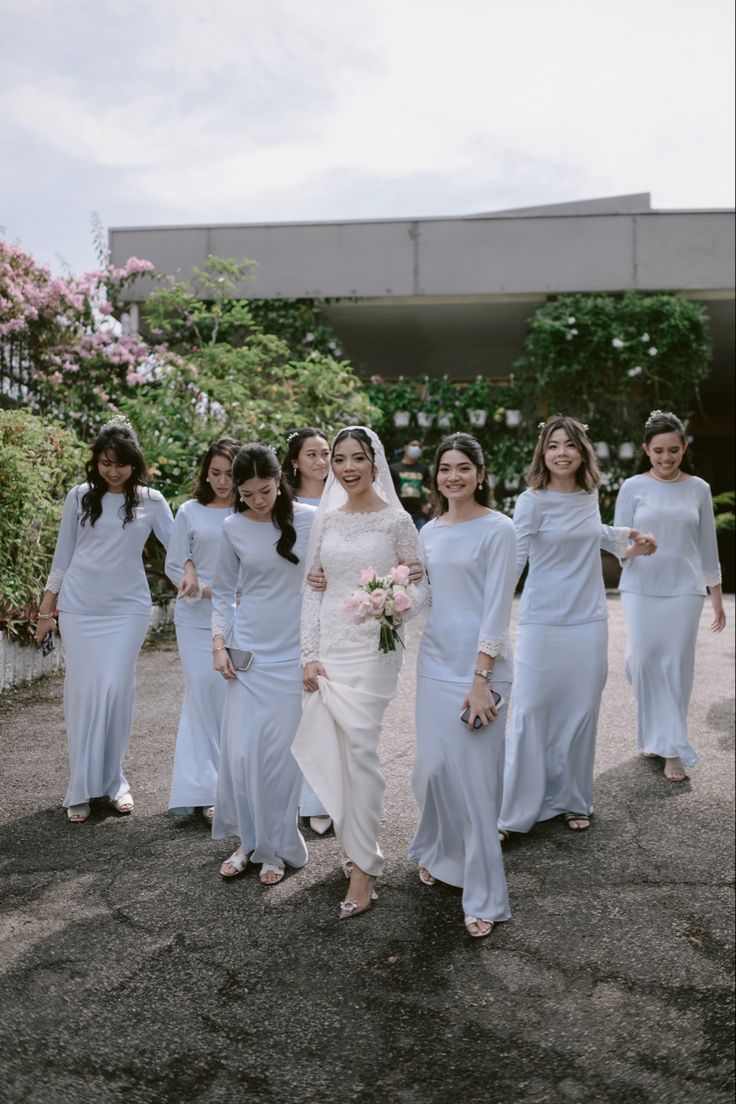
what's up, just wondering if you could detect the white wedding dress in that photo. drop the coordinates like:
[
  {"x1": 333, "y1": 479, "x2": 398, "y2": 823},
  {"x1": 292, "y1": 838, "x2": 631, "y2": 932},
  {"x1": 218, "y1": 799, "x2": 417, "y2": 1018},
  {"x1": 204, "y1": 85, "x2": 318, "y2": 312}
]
[{"x1": 292, "y1": 505, "x2": 426, "y2": 877}]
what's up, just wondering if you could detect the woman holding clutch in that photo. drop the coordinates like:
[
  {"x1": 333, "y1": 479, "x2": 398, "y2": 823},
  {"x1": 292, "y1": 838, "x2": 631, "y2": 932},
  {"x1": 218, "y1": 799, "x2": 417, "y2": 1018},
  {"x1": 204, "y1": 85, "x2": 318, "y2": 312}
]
[
  {"x1": 408, "y1": 433, "x2": 517, "y2": 939},
  {"x1": 210, "y1": 444, "x2": 317, "y2": 885}
]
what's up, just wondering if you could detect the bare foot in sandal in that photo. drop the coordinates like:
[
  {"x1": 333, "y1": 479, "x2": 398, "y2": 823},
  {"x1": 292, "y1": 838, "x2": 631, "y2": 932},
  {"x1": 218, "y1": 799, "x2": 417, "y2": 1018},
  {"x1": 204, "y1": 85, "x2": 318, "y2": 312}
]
[
  {"x1": 259, "y1": 863, "x2": 284, "y2": 886},
  {"x1": 664, "y1": 756, "x2": 687, "y2": 782},
  {"x1": 418, "y1": 867, "x2": 436, "y2": 886}
]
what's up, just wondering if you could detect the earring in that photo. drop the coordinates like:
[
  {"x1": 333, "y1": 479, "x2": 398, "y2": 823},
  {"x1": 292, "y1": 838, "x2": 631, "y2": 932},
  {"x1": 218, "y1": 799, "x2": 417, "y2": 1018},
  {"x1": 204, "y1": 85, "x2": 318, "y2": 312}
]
[
  {"x1": 477, "y1": 483, "x2": 483, "y2": 490},
  {"x1": 277, "y1": 489, "x2": 281, "y2": 496}
]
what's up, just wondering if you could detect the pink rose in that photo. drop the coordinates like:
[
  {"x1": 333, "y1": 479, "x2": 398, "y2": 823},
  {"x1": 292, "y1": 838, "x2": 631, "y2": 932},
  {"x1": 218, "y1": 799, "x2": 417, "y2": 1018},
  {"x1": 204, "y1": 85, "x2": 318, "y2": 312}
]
[
  {"x1": 393, "y1": 588, "x2": 412, "y2": 614},
  {"x1": 370, "y1": 588, "x2": 387, "y2": 613},
  {"x1": 360, "y1": 567, "x2": 378, "y2": 583},
  {"x1": 390, "y1": 564, "x2": 410, "y2": 584}
]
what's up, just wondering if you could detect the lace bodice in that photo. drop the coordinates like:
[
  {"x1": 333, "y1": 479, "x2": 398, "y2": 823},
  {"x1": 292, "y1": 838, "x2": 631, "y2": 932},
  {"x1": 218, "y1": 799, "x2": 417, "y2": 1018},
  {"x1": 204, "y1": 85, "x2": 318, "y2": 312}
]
[{"x1": 300, "y1": 506, "x2": 426, "y2": 663}]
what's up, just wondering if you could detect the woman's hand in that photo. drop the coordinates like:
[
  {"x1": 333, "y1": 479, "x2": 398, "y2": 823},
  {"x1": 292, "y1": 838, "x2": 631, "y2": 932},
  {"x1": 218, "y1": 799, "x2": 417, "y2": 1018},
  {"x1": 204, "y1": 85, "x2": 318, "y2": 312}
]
[
  {"x1": 307, "y1": 567, "x2": 326, "y2": 592},
  {"x1": 461, "y1": 679, "x2": 498, "y2": 730},
  {"x1": 625, "y1": 529, "x2": 657, "y2": 558},
  {"x1": 179, "y1": 564, "x2": 200, "y2": 598},
  {"x1": 33, "y1": 613, "x2": 57, "y2": 647},
  {"x1": 200, "y1": 586, "x2": 213, "y2": 599},
  {"x1": 710, "y1": 587, "x2": 726, "y2": 632},
  {"x1": 401, "y1": 558, "x2": 424, "y2": 584},
  {"x1": 303, "y1": 661, "x2": 328, "y2": 692},
  {"x1": 212, "y1": 637, "x2": 236, "y2": 680}
]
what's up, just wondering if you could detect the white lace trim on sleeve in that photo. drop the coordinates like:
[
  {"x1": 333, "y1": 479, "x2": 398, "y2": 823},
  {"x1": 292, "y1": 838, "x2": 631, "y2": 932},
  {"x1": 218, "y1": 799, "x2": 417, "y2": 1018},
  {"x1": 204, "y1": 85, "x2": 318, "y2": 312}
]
[
  {"x1": 45, "y1": 569, "x2": 64, "y2": 594},
  {"x1": 479, "y1": 632, "x2": 509, "y2": 658},
  {"x1": 704, "y1": 569, "x2": 722, "y2": 588},
  {"x1": 211, "y1": 613, "x2": 228, "y2": 640},
  {"x1": 300, "y1": 585, "x2": 323, "y2": 665}
]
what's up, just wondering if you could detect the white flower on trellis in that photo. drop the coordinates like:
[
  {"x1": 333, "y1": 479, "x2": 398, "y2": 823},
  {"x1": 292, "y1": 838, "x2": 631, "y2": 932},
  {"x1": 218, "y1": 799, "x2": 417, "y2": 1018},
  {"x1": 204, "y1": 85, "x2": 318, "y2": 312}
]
[
  {"x1": 628, "y1": 366, "x2": 643, "y2": 377},
  {"x1": 567, "y1": 316, "x2": 576, "y2": 324},
  {"x1": 641, "y1": 333, "x2": 650, "y2": 342},
  {"x1": 648, "y1": 346, "x2": 658, "y2": 356},
  {"x1": 612, "y1": 338, "x2": 625, "y2": 349}
]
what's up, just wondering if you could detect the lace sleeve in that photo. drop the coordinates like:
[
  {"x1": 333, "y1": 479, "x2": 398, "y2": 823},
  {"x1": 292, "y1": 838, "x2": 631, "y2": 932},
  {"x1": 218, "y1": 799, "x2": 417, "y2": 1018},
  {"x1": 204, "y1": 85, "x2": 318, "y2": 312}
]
[
  {"x1": 45, "y1": 569, "x2": 64, "y2": 595},
  {"x1": 478, "y1": 518, "x2": 517, "y2": 660},
  {"x1": 392, "y1": 509, "x2": 428, "y2": 619},
  {"x1": 300, "y1": 585, "x2": 323, "y2": 664},
  {"x1": 44, "y1": 486, "x2": 81, "y2": 595},
  {"x1": 210, "y1": 526, "x2": 239, "y2": 641},
  {"x1": 600, "y1": 523, "x2": 632, "y2": 565}
]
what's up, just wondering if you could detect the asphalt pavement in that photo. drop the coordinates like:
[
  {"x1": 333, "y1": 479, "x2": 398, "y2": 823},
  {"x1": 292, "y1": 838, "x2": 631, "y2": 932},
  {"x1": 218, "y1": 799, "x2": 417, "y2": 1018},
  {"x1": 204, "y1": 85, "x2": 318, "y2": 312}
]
[{"x1": 0, "y1": 596, "x2": 733, "y2": 1104}]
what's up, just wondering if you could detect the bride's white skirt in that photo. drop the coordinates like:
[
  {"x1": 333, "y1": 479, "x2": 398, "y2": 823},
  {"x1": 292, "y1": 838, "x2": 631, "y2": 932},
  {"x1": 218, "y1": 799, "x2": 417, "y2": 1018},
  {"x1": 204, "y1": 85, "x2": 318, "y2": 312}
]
[{"x1": 291, "y1": 651, "x2": 400, "y2": 877}]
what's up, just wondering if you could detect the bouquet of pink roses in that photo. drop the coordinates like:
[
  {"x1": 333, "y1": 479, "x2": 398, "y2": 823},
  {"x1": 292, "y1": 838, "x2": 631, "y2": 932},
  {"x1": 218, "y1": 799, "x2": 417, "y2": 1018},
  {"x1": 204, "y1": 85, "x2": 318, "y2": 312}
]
[{"x1": 342, "y1": 564, "x2": 417, "y2": 654}]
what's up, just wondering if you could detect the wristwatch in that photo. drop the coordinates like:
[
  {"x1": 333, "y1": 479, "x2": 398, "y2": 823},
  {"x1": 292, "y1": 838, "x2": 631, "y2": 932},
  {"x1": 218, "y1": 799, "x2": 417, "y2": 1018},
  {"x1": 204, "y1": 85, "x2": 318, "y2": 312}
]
[{"x1": 473, "y1": 668, "x2": 493, "y2": 682}]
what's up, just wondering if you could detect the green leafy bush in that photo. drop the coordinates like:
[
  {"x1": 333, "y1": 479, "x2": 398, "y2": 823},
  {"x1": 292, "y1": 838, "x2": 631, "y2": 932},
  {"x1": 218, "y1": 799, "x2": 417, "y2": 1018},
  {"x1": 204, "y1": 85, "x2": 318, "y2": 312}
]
[{"x1": 0, "y1": 410, "x2": 85, "y2": 636}]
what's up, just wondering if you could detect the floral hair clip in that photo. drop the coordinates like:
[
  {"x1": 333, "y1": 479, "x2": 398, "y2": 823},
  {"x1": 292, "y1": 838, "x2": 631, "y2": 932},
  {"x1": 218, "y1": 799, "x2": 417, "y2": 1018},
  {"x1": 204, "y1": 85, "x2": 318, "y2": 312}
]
[
  {"x1": 286, "y1": 431, "x2": 300, "y2": 443},
  {"x1": 645, "y1": 409, "x2": 666, "y2": 428},
  {"x1": 580, "y1": 423, "x2": 589, "y2": 432},
  {"x1": 537, "y1": 421, "x2": 546, "y2": 431}
]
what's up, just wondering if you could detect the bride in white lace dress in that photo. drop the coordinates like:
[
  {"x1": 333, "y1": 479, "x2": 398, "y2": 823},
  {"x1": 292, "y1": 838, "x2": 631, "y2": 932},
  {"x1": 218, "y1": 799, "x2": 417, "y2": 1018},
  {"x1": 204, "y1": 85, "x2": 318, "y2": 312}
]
[{"x1": 292, "y1": 427, "x2": 427, "y2": 919}]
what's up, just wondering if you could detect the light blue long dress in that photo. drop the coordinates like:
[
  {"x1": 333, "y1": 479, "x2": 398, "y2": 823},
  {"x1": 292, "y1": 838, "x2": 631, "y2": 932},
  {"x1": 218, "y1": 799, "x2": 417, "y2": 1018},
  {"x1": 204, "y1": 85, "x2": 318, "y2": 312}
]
[
  {"x1": 210, "y1": 505, "x2": 316, "y2": 869},
  {"x1": 614, "y1": 474, "x2": 721, "y2": 766},
  {"x1": 294, "y1": 495, "x2": 329, "y2": 821},
  {"x1": 45, "y1": 484, "x2": 174, "y2": 807},
  {"x1": 408, "y1": 512, "x2": 517, "y2": 923},
  {"x1": 165, "y1": 500, "x2": 233, "y2": 815},
  {"x1": 499, "y1": 490, "x2": 630, "y2": 833}
]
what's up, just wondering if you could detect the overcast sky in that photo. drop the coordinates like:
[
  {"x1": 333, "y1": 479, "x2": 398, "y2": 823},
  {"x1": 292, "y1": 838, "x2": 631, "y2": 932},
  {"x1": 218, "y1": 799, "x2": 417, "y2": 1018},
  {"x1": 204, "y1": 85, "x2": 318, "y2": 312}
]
[{"x1": 1, "y1": 0, "x2": 733, "y2": 275}]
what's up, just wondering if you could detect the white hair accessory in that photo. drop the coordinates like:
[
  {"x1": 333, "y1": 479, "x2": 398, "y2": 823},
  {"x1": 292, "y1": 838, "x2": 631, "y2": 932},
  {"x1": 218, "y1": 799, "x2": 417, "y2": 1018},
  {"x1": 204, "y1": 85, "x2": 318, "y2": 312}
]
[{"x1": 99, "y1": 416, "x2": 139, "y2": 444}]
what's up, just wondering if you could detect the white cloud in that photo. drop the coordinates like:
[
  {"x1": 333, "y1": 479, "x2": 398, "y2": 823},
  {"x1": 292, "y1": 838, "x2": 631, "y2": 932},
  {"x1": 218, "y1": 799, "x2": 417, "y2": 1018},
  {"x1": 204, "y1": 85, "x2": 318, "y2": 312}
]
[{"x1": 1, "y1": 0, "x2": 733, "y2": 272}]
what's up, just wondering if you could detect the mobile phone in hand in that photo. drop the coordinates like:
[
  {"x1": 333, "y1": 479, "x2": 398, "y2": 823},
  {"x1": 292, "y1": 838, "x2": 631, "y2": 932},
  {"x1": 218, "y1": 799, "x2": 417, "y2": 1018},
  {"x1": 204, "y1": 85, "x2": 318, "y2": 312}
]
[
  {"x1": 41, "y1": 631, "x2": 55, "y2": 657},
  {"x1": 460, "y1": 689, "x2": 505, "y2": 729}
]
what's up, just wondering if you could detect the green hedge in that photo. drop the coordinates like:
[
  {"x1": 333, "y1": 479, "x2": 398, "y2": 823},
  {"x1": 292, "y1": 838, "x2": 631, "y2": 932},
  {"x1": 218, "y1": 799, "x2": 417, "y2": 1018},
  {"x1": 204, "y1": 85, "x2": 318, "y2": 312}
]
[{"x1": 0, "y1": 410, "x2": 86, "y2": 637}]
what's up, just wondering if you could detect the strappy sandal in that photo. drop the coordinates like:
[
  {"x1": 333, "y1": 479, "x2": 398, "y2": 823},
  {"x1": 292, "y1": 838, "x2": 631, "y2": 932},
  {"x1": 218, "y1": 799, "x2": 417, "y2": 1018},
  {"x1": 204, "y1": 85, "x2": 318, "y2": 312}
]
[
  {"x1": 563, "y1": 812, "x2": 590, "y2": 831},
  {"x1": 418, "y1": 867, "x2": 436, "y2": 886},
  {"x1": 67, "y1": 803, "x2": 90, "y2": 823},
  {"x1": 341, "y1": 858, "x2": 354, "y2": 879},
  {"x1": 340, "y1": 886, "x2": 378, "y2": 920},
  {"x1": 113, "y1": 792, "x2": 134, "y2": 814},
  {"x1": 202, "y1": 806, "x2": 214, "y2": 821},
  {"x1": 259, "y1": 863, "x2": 284, "y2": 886},
  {"x1": 220, "y1": 849, "x2": 248, "y2": 878},
  {"x1": 464, "y1": 915, "x2": 494, "y2": 939}
]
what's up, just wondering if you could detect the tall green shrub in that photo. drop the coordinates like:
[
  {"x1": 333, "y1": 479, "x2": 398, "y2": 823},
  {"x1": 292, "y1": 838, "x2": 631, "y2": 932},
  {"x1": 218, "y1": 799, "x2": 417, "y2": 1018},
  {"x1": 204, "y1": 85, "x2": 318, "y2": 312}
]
[{"x1": 0, "y1": 410, "x2": 85, "y2": 633}]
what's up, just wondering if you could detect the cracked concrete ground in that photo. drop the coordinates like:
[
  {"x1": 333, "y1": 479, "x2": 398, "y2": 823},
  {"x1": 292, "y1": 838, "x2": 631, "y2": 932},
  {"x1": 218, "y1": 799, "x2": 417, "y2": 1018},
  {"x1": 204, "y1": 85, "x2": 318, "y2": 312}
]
[{"x1": 0, "y1": 596, "x2": 733, "y2": 1104}]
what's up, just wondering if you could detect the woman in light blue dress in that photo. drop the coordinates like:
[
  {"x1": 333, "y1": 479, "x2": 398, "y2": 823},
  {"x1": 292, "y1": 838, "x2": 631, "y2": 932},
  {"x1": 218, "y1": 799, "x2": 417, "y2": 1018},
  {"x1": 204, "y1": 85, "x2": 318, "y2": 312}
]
[
  {"x1": 408, "y1": 434, "x2": 517, "y2": 939},
  {"x1": 614, "y1": 411, "x2": 725, "y2": 782},
  {"x1": 165, "y1": 438, "x2": 239, "y2": 820},
  {"x1": 498, "y1": 416, "x2": 653, "y2": 840},
  {"x1": 282, "y1": 427, "x2": 333, "y2": 835},
  {"x1": 211, "y1": 444, "x2": 317, "y2": 885},
  {"x1": 34, "y1": 419, "x2": 173, "y2": 822}
]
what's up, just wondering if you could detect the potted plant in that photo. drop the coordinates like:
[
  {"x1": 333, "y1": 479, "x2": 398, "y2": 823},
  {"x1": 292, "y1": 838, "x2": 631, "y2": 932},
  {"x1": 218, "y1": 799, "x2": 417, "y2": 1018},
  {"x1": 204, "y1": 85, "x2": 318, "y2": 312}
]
[
  {"x1": 460, "y1": 374, "x2": 492, "y2": 428},
  {"x1": 427, "y1": 374, "x2": 460, "y2": 429},
  {"x1": 384, "y1": 376, "x2": 419, "y2": 427}
]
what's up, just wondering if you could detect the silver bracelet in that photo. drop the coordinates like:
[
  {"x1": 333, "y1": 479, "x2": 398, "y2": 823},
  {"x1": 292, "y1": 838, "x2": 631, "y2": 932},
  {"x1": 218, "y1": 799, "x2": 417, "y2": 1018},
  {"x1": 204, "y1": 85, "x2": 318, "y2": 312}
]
[{"x1": 473, "y1": 668, "x2": 493, "y2": 682}]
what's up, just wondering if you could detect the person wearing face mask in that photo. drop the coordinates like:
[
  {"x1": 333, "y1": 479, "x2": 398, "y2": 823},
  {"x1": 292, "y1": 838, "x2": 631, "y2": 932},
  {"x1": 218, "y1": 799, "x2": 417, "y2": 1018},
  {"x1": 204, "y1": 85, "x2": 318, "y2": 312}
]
[{"x1": 390, "y1": 439, "x2": 432, "y2": 530}]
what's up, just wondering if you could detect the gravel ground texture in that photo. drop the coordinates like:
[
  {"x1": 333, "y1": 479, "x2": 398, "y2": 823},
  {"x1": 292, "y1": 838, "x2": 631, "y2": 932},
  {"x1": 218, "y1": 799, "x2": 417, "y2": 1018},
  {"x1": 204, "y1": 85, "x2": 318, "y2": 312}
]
[{"x1": 0, "y1": 595, "x2": 733, "y2": 1104}]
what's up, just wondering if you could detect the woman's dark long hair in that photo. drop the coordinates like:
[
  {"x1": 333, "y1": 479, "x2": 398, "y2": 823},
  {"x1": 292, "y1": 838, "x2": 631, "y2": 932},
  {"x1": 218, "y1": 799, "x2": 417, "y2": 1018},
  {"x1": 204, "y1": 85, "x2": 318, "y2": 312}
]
[
  {"x1": 281, "y1": 427, "x2": 329, "y2": 491},
  {"x1": 431, "y1": 433, "x2": 493, "y2": 516},
  {"x1": 193, "y1": 437, "x2": 240, "y2": 504},
  {"x1": 637, "y1": 410, "x2": 696, "y2": 474},
  {"x1": 233, "y1": 444, "x2": 299, "y2": 563},
  {"x1": 81, "y1": 420, "x2": 148, "y2": 527},
  {"x1": 527, "y1": 415, "x2": 601, "y2": 492}
]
